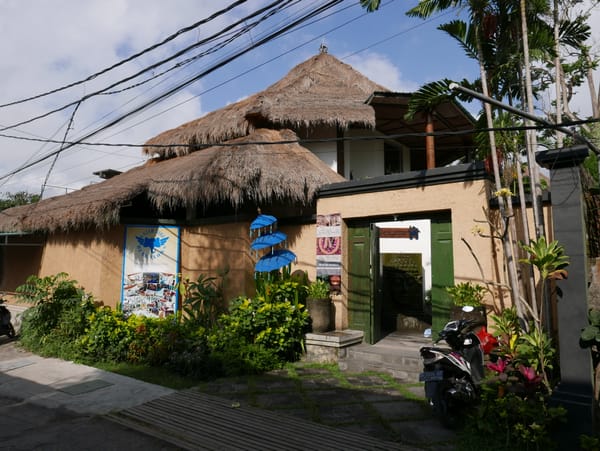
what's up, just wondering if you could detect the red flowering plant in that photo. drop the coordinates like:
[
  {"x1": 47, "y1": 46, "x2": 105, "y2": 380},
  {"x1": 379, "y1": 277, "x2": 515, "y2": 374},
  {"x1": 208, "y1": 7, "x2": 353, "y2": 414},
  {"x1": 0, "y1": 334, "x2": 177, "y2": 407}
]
[
  {"x1": 459, "y1": 307, "x2": 565, "y2": 449},
  {"x1": 482, "y1": 307, "x2": 554, "y2": 396}
]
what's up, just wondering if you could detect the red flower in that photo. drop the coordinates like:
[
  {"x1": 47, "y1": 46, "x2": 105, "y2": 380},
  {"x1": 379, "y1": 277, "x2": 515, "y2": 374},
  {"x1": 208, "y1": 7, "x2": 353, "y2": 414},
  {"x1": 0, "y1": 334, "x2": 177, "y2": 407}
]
[
  {"x1": 518, "y1": 365, "x2": 542, "y2": 385},
  {"x1": 476, "y1": 327, "x2": 498, "y2": 354},
  {"x1": 487, "y1": 358, "x2": 508, "y2": 373}
]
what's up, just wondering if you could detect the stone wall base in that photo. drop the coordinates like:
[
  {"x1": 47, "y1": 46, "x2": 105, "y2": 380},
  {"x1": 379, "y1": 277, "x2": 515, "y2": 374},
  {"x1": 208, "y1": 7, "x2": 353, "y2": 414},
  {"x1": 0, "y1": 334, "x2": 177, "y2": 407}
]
[{"x1": 302, "y1": 330, "x2": 364, "y2": 364}]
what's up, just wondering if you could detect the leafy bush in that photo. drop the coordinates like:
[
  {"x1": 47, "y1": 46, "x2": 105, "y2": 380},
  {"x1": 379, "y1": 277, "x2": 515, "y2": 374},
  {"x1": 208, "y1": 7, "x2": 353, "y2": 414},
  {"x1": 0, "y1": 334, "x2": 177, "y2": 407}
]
[
  {"x1": 16, "y1": 273, "x2": 95, "y2": 358},
  {"x1": 306, "y1": 278, "x2": 330, "y2": 299},
  {"x1": 459, "y1": 385, "x2": 566, "y2": 450},
  {"x1": 178, "y1": 273, "x2": 228, "y2": 328},
  {"x1": 446, "y1": 282, "x2": 486, "y2": 307},
  {"x1": 79, "y1": 307, "x2": 132, "y2": 362},
  {"x1": 208, "y1": 282, "x2": 310, "y2": 374},
  {"x1": 16, "y1": 272, "x2": 311, "y2": 380},
  {"x1": 458, "y1": 307, "x2": 565, "y2": 449}
]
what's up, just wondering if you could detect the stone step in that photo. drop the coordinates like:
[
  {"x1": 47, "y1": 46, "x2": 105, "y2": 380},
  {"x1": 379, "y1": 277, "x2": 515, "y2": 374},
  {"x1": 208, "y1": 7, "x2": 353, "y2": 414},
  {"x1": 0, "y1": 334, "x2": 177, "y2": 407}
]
[{"x1": 338, "y1": 332, "x2": 431, "y2": 382}]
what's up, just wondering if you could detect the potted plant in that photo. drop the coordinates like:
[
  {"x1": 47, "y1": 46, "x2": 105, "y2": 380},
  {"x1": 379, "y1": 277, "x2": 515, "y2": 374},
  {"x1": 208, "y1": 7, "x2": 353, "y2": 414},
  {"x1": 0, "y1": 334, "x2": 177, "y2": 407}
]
[
  {"x1": 305, "y1": 278, "x2": 332, "y2": 333},
  {"x1": 446, "y1": 281, "x2": 487, "y2": 326}
]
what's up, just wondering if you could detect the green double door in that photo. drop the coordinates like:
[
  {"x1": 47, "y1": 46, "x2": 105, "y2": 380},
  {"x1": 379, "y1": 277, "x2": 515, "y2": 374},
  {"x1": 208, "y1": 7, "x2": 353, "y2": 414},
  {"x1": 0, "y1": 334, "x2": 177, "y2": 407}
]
[{"x1": 347, "y1": 215, "x2": 454, "y2": 344}]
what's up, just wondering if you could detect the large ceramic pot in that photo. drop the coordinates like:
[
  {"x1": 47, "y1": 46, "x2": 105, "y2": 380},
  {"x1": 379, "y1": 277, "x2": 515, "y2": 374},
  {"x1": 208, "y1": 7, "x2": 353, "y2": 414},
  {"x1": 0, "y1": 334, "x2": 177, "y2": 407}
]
[{"x1": 306, "y1": 297, "x2": 332, "y2": 333}]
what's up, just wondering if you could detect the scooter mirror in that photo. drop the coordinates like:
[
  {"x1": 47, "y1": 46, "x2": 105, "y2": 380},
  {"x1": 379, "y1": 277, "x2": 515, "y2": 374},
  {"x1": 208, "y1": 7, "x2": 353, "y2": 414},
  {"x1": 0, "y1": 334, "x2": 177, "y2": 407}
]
[{"x1": 462, "y1": 306, "x2": 474, "y2": 312}]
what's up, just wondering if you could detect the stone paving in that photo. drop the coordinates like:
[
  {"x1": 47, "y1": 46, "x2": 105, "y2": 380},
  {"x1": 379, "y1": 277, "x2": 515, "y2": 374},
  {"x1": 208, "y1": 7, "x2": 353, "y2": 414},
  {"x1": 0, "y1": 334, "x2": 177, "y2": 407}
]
[{"x1": 193, "y1": 364, "x2": 458, "y2": 450}]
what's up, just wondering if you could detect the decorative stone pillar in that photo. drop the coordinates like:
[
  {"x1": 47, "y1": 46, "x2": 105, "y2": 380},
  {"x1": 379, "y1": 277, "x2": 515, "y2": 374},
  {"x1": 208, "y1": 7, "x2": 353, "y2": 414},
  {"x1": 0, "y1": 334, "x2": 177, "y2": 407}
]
[{"x1": 536, "y1": 145, "x2": 595, "y2": 444}]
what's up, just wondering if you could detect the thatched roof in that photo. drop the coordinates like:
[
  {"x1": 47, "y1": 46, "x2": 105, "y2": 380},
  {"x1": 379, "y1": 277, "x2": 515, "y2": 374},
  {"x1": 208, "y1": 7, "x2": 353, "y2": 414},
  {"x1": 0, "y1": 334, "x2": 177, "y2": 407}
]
[
  {"x1": 0, "y1": 165, "x2": 153, "y2": 233},
  {"x1": 0, "y1": 129, "x2": 344, "y2": 233},
  {"x1": 144, "y1": 52, "x2": 389, "y2": 159},
  {"x1": 147, "y1": 128, "x2": 345, "y2": 209}
]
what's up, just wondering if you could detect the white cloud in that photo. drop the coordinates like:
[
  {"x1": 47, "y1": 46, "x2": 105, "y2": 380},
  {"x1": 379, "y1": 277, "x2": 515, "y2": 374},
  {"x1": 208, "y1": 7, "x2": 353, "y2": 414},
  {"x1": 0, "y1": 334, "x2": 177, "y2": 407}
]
[
  {"x1": 0, "y1": 1, "x2": 231, "y2": 196},
  {"x1": 346, "y1": 52, "x2": 419, "y2": 92}
]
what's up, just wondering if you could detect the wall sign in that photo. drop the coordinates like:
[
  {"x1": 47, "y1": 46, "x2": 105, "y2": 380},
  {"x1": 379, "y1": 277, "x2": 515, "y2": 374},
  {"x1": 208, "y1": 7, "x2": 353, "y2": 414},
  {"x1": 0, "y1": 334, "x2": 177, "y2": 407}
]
[
  {"x1": 316, "y1": 213, "x2": 342, "y2": 281},
  {"x1": 121, "y1": 225, "x2": 180, "y2": 318}
]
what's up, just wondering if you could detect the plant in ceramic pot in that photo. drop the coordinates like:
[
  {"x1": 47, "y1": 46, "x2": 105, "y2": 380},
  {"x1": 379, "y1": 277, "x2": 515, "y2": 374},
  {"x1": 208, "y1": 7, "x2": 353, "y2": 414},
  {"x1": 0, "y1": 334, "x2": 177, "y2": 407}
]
[
  {"x1": 446, "y1": 281, "x2": 487, "y2": 326},
  {"x1": 305, "y1": 278, "x2": 332, "y2": 333}
]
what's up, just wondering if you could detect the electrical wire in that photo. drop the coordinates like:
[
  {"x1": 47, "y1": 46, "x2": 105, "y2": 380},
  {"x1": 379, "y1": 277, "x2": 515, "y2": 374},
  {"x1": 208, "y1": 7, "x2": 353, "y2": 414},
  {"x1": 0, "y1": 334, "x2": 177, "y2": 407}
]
[
  {"x1": 0, "y1": 0, "x2": 297, "y2": 134},
  {"x1": 3, "y1": 119, "x2": 598, "y2": 149},
  {"x1": 0, "y1": 0, "x2": 345, "y2": 183},
  {"x1": 0, "y1": 0, "x2": 250, "y2": 108}
]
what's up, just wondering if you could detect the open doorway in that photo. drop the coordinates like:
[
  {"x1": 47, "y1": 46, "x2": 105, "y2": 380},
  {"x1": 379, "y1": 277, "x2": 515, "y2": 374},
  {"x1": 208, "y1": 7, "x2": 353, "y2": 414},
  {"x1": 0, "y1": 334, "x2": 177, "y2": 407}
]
[{"x1": 376, "y1": 220, "x2": 432, "y2": 336}]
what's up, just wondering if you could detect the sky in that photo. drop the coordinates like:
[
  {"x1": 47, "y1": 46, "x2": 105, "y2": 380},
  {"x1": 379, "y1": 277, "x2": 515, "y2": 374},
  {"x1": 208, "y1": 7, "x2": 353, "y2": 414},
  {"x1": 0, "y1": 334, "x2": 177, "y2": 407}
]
[{"x1": 0, "y1": 0, "x2": 598, "y2": 198}]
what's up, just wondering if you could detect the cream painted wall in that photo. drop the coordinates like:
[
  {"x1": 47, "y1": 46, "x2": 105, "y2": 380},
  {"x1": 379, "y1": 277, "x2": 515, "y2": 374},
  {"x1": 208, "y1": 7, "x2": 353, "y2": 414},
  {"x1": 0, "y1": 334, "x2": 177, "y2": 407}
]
[
  {"x1": 317, "y1": 178, "x2": 506, "y2": 329},
  {"x1": 39, "y1": 227, "x2": 124, "y2": 307},
  {"x1": 180, "y1": 221, "x2": 317, "y2": 302}
]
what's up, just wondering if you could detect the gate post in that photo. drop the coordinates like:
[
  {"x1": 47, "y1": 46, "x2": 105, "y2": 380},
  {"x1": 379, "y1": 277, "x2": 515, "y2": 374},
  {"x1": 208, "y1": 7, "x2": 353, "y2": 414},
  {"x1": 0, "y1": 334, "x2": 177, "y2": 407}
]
[{"x1": 537, "y1": 145, "x2": 595, "y2": 445}]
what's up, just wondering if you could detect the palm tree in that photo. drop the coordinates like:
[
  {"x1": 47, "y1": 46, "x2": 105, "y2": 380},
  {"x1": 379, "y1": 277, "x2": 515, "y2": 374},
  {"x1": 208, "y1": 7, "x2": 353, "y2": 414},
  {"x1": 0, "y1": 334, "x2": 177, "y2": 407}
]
[{"x1": 405, "y1": 0, "x2": 526, "y2": 322}]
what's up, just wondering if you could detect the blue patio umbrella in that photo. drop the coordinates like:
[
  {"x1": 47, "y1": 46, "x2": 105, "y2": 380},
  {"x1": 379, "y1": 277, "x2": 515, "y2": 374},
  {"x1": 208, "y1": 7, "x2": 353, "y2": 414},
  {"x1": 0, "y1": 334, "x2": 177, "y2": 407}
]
[
  {"x1": 250, "y1": 214, "x2": 277, "y2": 231},
  {"x1": 250, "y1": 230, "x2": 287, "y2": 250},
  {"x1": 255, "y1": 249, "x2": 297, "y2": 272}
]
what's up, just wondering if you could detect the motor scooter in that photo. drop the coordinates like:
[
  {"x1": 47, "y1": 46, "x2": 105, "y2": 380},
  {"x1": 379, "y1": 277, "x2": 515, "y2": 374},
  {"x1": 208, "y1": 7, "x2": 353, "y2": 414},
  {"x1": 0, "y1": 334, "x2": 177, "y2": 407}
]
[
  {"x1": 419, "y1": 318, "x2": 495, "y2": 427},
  {"x1": 0, "y1": 299, "x2": 16, "y2": 338}
]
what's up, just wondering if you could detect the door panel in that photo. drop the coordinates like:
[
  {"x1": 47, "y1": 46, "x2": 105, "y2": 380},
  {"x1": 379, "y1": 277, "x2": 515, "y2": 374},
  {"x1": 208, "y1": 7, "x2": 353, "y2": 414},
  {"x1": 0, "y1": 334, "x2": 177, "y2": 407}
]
[
  {"x1": 430, "y1": 217, "x2": 454, "y2": 335},
  {"x1": 371, "y1": 225, "x2": 382, "y2": 343},
  {"x1": 348, "y1": 226, "x2": 372, "y2": 343}
]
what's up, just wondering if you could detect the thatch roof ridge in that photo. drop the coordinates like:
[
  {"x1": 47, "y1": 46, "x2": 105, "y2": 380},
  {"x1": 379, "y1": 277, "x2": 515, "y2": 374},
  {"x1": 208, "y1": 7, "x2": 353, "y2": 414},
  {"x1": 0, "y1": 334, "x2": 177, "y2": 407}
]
[{"x1": 144, "y1": 52, "x2": 389, "y2": 159}]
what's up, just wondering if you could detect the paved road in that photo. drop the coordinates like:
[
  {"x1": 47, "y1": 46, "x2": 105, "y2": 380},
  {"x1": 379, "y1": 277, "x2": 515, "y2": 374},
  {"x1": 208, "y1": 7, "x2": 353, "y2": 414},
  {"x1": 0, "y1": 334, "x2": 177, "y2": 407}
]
[{"x1": 0, "y1": 338, "x2": 180, "y2": 450}]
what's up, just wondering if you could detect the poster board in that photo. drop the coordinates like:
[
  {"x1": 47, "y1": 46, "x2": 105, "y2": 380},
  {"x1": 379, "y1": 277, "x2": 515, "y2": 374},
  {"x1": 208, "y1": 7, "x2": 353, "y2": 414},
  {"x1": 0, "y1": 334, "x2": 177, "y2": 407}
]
[
  {"x1": 316, "y1": 213, "x2": 342, "y2": 280},
  {"x1": 121, "y1": 225, "x2": 180, "y2": 318}
]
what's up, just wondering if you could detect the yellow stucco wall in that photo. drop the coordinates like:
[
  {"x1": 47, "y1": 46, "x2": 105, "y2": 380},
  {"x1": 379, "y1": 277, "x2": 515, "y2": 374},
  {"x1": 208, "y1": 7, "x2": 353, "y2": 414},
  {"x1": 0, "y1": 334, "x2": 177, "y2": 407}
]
[
  {"x1": 172, "y1": 220, "x2": 317, "y2": 304},
  {"x1": 38, "y1": 227, "x2": 125, "y2": 307},
  {"x1": 317, "y1": 178, "x2": 510, "y2": 330}
]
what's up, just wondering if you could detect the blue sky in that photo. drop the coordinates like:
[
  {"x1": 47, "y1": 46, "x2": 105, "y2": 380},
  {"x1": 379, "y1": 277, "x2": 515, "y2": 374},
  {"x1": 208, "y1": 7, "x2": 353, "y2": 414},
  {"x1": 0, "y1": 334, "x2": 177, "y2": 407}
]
[{"x1": 0, "y1": 0, "x2": 597, "y2": 197}]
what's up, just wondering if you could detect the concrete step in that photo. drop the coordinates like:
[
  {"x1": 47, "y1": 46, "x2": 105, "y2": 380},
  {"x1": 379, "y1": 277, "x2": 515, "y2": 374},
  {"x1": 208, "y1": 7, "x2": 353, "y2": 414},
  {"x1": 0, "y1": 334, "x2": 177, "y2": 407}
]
[{"x1": 338, "y1": 332, "x2": 431, "y2": 382}]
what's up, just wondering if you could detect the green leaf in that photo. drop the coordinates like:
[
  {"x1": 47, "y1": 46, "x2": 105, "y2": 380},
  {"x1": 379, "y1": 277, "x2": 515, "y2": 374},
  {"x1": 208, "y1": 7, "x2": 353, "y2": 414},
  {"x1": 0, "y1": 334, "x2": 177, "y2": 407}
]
[
  {"x1": 580, "y1": 325, "x2": 600, "y2": 342},
  {"x1": 589, "y1": 309, "x2": 600, "y2": 327}
]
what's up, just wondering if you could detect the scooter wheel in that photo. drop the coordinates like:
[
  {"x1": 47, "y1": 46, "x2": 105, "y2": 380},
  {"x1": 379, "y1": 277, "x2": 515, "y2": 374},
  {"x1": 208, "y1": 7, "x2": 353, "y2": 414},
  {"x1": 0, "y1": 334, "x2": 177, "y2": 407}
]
[{"x1": 7, "y1": 324, "x2": 15, "y2": 338}]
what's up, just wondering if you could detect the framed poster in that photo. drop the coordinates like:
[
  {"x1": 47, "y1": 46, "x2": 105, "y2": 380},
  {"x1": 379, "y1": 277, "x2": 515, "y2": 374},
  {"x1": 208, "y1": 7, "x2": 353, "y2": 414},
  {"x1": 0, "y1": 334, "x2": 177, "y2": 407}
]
[
  {"x1": 121, "y1": 225, "x2": 180, "y2": 318},
  {"x1": 316, "y1": 213, "x2": 342, "y2": 280}
]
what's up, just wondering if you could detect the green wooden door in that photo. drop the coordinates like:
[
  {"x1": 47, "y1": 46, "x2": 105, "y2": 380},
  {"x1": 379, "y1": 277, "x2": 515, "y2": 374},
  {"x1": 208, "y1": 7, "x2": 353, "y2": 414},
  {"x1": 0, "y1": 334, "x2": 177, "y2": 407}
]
[
  {"x1": 348, "y1": 226, "x2": 373, "y2": 343},
  {"x1": 430, "y1": 216, "x2": 454, "y2": 335},
  {"x1": 371, "y1": 225, "x2": 382, "y2": 343}
]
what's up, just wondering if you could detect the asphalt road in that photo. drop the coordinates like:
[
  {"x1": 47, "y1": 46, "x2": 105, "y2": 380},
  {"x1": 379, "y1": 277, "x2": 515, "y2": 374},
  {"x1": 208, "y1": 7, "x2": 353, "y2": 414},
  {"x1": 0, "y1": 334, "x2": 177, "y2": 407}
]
[{"x1": 0, "y1": 338, "x2": 180, "y2": 451}]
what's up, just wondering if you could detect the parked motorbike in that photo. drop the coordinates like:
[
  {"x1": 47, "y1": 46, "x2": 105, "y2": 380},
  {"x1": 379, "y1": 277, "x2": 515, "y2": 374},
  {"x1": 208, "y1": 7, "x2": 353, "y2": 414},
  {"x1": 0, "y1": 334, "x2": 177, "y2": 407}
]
[
  {"x1": 419, "y1": 318, "x2": 495, "y2": 427},
  {"x1": 0, "y1": 299, "x2": 16, "y2": 338}
]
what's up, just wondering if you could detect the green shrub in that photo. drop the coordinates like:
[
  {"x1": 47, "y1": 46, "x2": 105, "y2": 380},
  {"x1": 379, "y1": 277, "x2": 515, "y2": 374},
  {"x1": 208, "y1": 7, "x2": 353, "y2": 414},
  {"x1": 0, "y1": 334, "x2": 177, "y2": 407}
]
[
  {"x1": 208, "y1": 286, "x2": 310, "y2": 374},
  {"x1": 459, "y1": 384, "x2": 566, "y2": 450},
  {"x1": 446, "y1": 281, "x2": 486, "y2": 307},
  {"x1": 79, "y1": 307, "x2": 132, "y2": 362},
  {"x1": 462, "y1": 307, "x2": 566, "y2": 449},
  {"x1": 16, "y1": 273, "x2": 95, "y2": 358},
  {"x1": 178, "y1": 273, "x2": 228, "y2": 328},
  {"x1": 211, "y1": 338, "x2": 282, "y2": 376},
  {"x1": 126, "y1": 315, "x2": 187, "y2": 366},
  {"x1": 306, "y1": 278, "x2": 330, "y2": 299}
]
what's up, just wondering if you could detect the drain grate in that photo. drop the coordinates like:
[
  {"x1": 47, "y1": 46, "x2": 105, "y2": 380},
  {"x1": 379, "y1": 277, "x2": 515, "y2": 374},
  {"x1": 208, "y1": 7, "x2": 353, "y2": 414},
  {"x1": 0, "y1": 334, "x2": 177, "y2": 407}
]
[{"x1": 58, "y1": 379, "x2": 113, "y2": 395}]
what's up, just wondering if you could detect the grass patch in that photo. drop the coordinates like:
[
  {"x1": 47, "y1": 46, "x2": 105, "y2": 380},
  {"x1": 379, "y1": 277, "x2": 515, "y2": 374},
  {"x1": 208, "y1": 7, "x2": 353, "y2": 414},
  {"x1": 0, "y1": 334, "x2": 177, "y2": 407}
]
[{"x1": 93, "y1": 361, "x2": 201, "y2": 390}]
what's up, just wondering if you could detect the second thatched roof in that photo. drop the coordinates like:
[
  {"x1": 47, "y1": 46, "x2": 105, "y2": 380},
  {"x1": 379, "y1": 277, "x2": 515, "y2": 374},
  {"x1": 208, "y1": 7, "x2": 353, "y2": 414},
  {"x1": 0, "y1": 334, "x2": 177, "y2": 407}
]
[
  {"x1": 0, "y1": 129, "x2": 344, "y2": 233},
  {"x1": 144, "y1": 52, "x2": 389, "y2": 159}
]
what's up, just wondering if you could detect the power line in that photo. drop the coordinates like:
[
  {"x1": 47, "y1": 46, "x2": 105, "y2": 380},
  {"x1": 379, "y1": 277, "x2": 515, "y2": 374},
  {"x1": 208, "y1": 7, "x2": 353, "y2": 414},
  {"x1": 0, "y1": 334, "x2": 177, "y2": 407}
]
[
  {"x1": 3, "y1": 119, "x2": 598, "y2": 149},
  {"x1": 0, "y1": 0, "x2": 250, "y2": 108},
  {"x1": 0, "y1": 0, "x2": 345, "y2": 183},
  {"x1": 0, "y1": 0, "x2": 297, "y2": 134}
]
